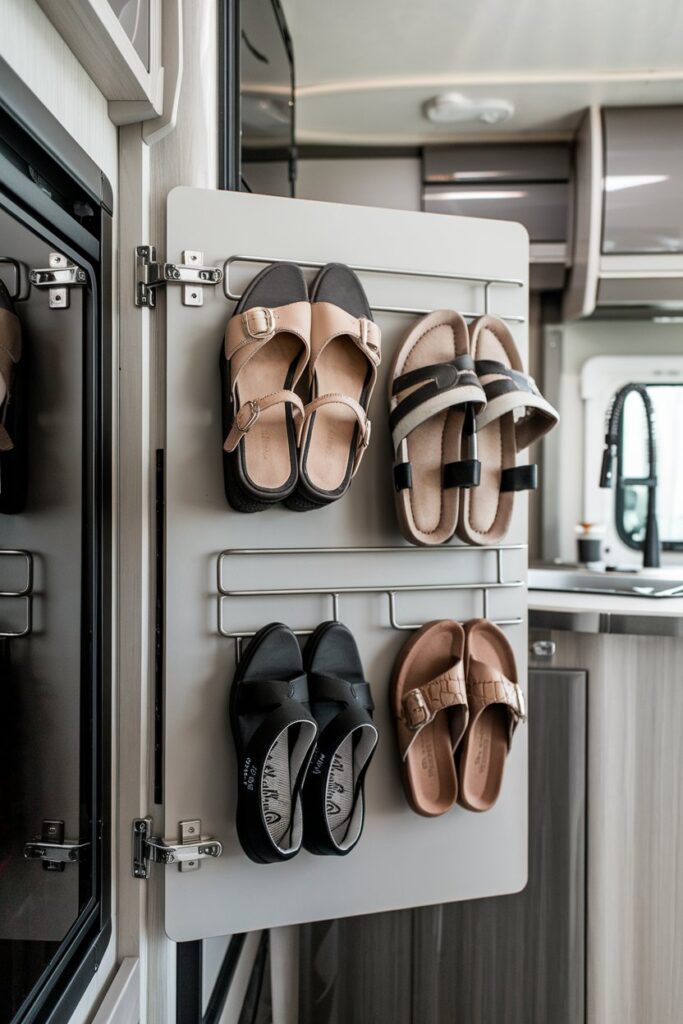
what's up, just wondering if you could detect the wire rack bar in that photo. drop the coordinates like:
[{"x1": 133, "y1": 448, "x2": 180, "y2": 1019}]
[
  {"x1": 217, "y1": 544, "x2": 526, "y2": 654},
  {"x1": 0, "y1": 549, "x2": 34, "y2": 638},
  {"x1": 223, "y1": 255, "x2": 525, "y2": 322}
]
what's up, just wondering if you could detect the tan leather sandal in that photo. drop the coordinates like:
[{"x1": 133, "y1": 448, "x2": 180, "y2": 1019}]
[
  {"x1": 457, "y1": 618, "x2": 526, "y2": 812},
  {"x1": 221, "y1": 263, "x2": 310, "y2": 512},
  {"x1": 389, "y1": 310, "x2": 486, "y2": 546},
  {"x1": 457, "y1": 315, "x2": 559, "y2": 545},
  {"x1": 0, "y1": 280, "x2": 26, "y2": 514},
  {"x1": 391, "y1": 620, "x2": 469, "y2": 817},
  {"x1": 286, "y1": 263, "x2": 380, "y2": 510}
]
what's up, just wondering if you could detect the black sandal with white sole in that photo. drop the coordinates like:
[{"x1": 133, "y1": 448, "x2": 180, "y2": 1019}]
[
  {"x1": 302, "y1": 622, "x2": 378, "y2": 856},
  {"x1": 221, "y1": 263, "x2": 310, "y2": 512},
  {"x1": 230, "y1": 623, "x2": 318, "y2": 864}
]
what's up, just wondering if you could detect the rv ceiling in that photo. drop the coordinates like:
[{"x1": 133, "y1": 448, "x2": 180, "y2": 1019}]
[{"x1": 282, "y1": 0, "x2": 683, "y2": 145}]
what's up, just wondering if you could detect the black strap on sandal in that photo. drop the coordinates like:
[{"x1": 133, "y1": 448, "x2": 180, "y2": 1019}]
[
  {"x1": 389, "y1": 356, "x2": 484, "y2": 437},
  {"x1": 230, "y1": 624, "x2": 318, "y2": 864},
  {"x1": 474, "y1": 359, "x2": 559, "y2": 451},
  {"x1": 390, "y1": 360, "x2": 485, "y2": 493},
  {"x1": 444, "y1": 459, "x2": 481, "y2": 489},
  {"x1": 500, "y1": 464, "x2": 538, "y2": 492},
  {"x1": 302, "y1": 623, "x2": 378, "y2": 857},
  {"x1": 393, "y1": 461, "x2": 413, "y2": 492},
  {"x1": 475, "y1": 360, "x2": 540, "y2": 395}
]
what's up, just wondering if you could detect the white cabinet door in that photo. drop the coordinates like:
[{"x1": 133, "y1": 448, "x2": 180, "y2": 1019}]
[{"x1": 163, "y1": 188, "x2": 529, "y2": 941}]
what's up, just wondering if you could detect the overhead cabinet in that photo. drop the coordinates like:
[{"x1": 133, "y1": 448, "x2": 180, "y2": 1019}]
[{"x1": 564, "y1": 106, "x2": 683, "y2": 318}]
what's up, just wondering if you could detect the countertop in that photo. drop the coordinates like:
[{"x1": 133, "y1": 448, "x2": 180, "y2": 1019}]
[{"x1": 529, "y1": 571, "x2": 683, "y2": 637}]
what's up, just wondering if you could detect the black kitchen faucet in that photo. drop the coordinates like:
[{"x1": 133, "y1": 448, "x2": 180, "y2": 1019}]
[{"x1": 599, "y1": 383, "x2": 660, "y2": 569}]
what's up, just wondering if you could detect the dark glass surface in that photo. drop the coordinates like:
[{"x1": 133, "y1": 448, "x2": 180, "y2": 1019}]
[
  {"x1": 0, "y1": 204, "x2": 96, "y2": 1023},
  {"x1": 240, "y1": 0, "x2": 295, "y2": 195}
]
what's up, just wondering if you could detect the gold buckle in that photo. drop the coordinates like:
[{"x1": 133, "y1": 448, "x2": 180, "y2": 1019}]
[
  {"x1": 402, "y1": 688, "x2": 433, "y2": 730},
  {"x1": 235, "y1": 400, "x2": 260, "y2": 433},
  {"x1": 242, "y1": 307, "x2": 275, "y2": 339}
]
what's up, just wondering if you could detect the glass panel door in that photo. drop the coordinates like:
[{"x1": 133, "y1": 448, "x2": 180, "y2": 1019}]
[{"x1": 0, "y1": 204, "x2": 99, "y2": 1023}]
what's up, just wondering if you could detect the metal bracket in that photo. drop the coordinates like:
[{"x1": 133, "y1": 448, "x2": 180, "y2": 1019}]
[
  {"x1": 29, "y1": 252, "x2": 87, "y2": 309},
  {"x1": 24, "y1": 820, "x2": 90, "y2": 872},
  {"x1": 135, "y1": 246, "x2": 224, "y2": 308},
  {"x1": 132, "y1": 817, "x2": 223, "y2": 878}
]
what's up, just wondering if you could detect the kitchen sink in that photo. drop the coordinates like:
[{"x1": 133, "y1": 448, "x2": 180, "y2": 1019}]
[{"x1": 528, "y1": 568, "x2": 683, "y2": 599}]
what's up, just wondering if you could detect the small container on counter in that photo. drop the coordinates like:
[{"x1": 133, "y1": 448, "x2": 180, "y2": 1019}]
[{"x1": 575, "y1": 522, "x2": 605, "y2": 565}]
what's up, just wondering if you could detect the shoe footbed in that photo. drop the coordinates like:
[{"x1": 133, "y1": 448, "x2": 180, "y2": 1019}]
[
  {"x1": 458, "y1": 621, "x2": 517, "y2": 812},
  {"x1": 236, "y1": 338, "x2": 301, "y2": 491},
  {"x1": 458, "y1": 323, "x2": 517, "y2": 544},
  {"x1": 229, "y1": 263, "x2": 306, "y2": 494},
  {"x1": 304, "y1": 620, "x2": 377, "y2": 850},
  {"x1": 391, "y1": 320, "x2": 466, "y2": 546},
  {"x1": 392, "y1": 620, "x2": 464, "y2": 817},
  {"x1": 300, "y1": 264, "x2": 373, "y2": 496}
]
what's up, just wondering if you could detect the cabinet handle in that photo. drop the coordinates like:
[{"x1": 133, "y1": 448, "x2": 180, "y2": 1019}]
[{"x1": 530, "y1": 640, "x2": 556, "y2": 659}]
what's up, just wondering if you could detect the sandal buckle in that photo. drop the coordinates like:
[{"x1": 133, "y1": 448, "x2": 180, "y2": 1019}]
[
  {"x1": 514, "y1": 686, "x2": 527, "y2": 722},
  {"x1": 361, "y1": 419, "x2": 372, "y2": 450},
  {"x1": 359, "y1": 318, "x2": 380, "y2": 362},
  {"x1": 242, "y1": 307, "x2": 275, "y2": 340},
  {"x1": 403, "y1": 688, "x2": 434, "y2": 730},
  {"x1": 235, "y1": 400, "x2": 260, "y2": 434}
]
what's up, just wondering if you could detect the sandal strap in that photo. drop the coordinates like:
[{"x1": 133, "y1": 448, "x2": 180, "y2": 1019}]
[
  {"x1": 299, "y1": 393, "x2": 371, "y2": 473},
  {"x1": 398, "y1": 663, "x2": 468, "y2": 761},
  {"x1": 475, "y1": 359, "x2": 559, "y2": 451},
  {"x1": 310, "y1": 301, "x2": 381, "y2": 374},
  {"x1": 467, "y1": 657, "x2": 526, "y2": 746},
  {"x1": 307, "y1": 672, "x2": 375, "y2": 712},
  {"x1": 234, "y1": 674, "x2": 310, "y2": 714},
  {"x1": 389, "y1": 357, "x2": 486, "y2": 453},
  {"x1": 225, "y1": 301, "x2": 311, "y2": 384},
  {"x1": 223, "y1": 389, "x2": 305, "y2": 452}
]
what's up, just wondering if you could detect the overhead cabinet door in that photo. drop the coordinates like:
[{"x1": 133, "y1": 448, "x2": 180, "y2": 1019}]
[{"x1": 162, "y1": 188, "x2": 529, "y2": 941}]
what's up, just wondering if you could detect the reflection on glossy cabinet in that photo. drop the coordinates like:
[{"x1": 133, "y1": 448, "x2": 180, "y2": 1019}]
[
  {"x1": 551, "y1": 632, "x2": 683, "y2": 1024},
  {"x1": 299, "y1": 911, "x2": 413, "y2": 1024},
  {"x1": 296, "y1": 667, "x2": 586, "y2": 1024},
  {"x1": 412, "y1": 666, "x2": 586, "y2": 1024}
]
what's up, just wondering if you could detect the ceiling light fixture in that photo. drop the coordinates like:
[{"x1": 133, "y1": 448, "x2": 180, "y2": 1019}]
[
  {"x1": 425, "y1": 190, "x2": 527, "y2": 201},
  {"x1": 423, "y1": 92, "x2": 514, "y2": 126},
  {"x1": 604, "y1": 174, "x2": 668, "y2": 192}
]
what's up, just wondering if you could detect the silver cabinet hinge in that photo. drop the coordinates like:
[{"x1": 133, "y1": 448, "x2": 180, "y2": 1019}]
[
  {"x1": 132, "y1": 816, "x2": 223, "y2": 878},
  {"x1": 135, "y1": 246, "x2": 223, "y2": 308},
  {"x1": 24, "y1": 819, "x2": 90, "y2": 872},
  {"x1": 29, "y1": 252, "x2": 87, "y2": 309}
]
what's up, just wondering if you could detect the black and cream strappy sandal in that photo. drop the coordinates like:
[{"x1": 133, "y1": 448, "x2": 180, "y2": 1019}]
[
  {"x1": 302, "y1": 622, "x2": 378, "y2": 856},
  {"x1": 389, "y1": 310, "x2": 486, "y2": 546},
  {"x1": 0, "y1": 280, "x2": 26, "y2": 514},
  {"x1": 457, "y1": 315, "x2": 559, "y2": 546},
  {"x1": 230, "y1": 623, "x2": 318, "y2": 864}
]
